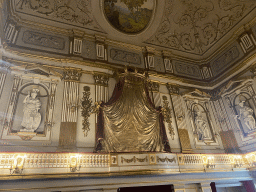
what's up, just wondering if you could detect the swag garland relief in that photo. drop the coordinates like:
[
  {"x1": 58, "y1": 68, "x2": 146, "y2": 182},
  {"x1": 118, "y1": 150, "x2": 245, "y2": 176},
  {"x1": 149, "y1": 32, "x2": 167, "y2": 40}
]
[{"x1": 2, "y1": 66, "x2": 60, "y2": 141}]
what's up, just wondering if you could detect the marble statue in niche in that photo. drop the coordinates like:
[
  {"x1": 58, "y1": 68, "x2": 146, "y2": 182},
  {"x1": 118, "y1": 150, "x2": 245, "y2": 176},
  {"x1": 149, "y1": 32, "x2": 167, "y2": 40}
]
[
  {"x1": 20, "y1": 88, "x2": 41, "y2": 132},
  {"x1": 238, "y1": 101, "x2": 256, "y2": 131},
  {"x1": 192, "y1": 105, "x2": 212, "y2": 141}
]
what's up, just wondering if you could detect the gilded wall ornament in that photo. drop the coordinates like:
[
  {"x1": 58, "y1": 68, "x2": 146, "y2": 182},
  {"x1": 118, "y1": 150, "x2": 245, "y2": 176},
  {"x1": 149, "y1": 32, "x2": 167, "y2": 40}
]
[
  {"x1": 103, "y1": 0, "x2": 155, "y2": 34},
  {"x1": 162, "y1": 96, "x2": 175, "y2": 140},
  {"x1": 81, "y1": 86, "x2": 93, "y2": 137}
]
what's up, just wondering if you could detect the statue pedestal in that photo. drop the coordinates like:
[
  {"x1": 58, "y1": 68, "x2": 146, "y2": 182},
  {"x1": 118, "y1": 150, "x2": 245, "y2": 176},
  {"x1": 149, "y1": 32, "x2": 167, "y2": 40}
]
[{"x1": 17, "y1": 132, "x2": 36, "y2": 141}]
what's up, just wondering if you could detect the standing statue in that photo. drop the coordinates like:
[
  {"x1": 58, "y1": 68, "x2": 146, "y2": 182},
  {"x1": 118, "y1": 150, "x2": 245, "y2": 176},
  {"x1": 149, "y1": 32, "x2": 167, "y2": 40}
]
[
  {"x1": 20, "y1": 89, "x2": 41, "y2": 132},
  {"x1": 238, "y1": 101, "x2": 256, "y2": 130},
  {"x1": 194, "y1": 110, "x2": 211, "y2": 141}
]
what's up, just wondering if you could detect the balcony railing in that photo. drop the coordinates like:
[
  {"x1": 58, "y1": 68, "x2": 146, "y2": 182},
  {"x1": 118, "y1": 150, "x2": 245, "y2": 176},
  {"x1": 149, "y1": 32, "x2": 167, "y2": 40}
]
[{"x1": 0, "y1": 152, "x2": 255, "y2": 178}]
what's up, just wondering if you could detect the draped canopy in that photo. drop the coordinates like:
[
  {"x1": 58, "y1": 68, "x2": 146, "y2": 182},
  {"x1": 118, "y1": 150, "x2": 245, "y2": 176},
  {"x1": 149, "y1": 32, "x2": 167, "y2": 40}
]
[{"x1": 95, "y1": 72, "x2": 170, "y2": 152}]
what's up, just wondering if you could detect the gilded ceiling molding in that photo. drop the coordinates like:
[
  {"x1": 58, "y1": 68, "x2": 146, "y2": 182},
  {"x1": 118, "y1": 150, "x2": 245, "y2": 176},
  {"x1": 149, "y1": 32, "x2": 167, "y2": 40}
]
[{"x1": 2, "y1": 44, "x2": 256, "y2": 89}]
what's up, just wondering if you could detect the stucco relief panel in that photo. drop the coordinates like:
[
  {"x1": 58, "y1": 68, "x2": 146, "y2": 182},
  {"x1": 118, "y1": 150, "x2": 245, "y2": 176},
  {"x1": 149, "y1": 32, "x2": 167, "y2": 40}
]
[
  {"x1": 145, "y1": 0, "x2": 256, "y2": 55},
  {"x1": 12, "y1": 0, "x2": 104, "y2": 32}
]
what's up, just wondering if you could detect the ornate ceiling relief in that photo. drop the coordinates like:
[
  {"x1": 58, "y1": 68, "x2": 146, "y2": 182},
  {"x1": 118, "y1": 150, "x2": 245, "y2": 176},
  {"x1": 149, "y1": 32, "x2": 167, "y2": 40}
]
[
  {"x1": 12, "y1": 0, "x2": 103, "y2": 32},
  {"x1": 145, "y1": 0, "x2": 256, "y2": 55}
]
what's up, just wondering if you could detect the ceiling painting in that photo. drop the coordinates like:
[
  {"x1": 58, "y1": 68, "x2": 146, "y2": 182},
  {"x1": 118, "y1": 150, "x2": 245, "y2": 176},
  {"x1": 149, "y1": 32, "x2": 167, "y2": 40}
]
[{"x1": 103, "y1": 0, "x2": 155, "y2": 34}]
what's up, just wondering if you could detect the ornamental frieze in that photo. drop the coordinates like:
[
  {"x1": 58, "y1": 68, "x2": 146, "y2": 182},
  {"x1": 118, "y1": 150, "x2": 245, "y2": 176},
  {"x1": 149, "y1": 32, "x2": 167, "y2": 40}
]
[
  {"x1": 22, "y1": 30, "x2": 65, "y2": 50},
  {"x1": 110, "y1": 49, "x2": 141, "y2": 65}
]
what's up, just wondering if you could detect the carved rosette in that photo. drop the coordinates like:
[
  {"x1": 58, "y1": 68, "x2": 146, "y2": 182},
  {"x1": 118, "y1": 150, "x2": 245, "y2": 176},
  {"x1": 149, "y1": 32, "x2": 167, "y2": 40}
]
[{"x1": 81, "y1": 86, "x2": 93, "y2": 137}]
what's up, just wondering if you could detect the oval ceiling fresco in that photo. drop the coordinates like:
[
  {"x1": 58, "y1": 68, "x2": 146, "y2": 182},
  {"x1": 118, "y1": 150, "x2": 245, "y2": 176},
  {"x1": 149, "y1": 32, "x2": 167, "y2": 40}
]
[{"x1": 104, "y1": 0, "x2": 155, "y2": 34}]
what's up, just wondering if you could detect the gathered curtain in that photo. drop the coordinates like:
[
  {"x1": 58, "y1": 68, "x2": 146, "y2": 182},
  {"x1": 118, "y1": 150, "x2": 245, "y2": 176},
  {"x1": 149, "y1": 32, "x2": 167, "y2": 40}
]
[{"x1": 95, "y1": 75, "x2": 170, "y2": 152}]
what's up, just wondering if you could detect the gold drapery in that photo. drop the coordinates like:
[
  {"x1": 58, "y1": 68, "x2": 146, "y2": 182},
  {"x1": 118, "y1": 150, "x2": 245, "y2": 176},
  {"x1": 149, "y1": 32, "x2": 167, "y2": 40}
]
[{"x1": 102, "y1": 77, "x2": 164, "y2": 152}]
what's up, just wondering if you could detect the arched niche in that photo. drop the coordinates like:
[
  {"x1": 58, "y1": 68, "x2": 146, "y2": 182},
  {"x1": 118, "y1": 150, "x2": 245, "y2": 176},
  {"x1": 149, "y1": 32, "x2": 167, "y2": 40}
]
[
  {"x1": 191, "y1": 103, "x2": 214, "y2": 143},
  {"x1": 233, "y1": 92, "x2": 256, "y2": 135}
]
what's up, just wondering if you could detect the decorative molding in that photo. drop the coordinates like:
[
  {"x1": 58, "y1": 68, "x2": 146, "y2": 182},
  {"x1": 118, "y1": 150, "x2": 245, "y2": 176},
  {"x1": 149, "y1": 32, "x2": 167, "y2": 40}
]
[
  {"x1": 93, "y1": 74, "x2": 109, "y2": 87},
  {"x1": 22, "y1": 30, "x2": 65, "y2": 50},
  {"x1": 110, "y1": 49, "x2": 141, "y2": 65},
  {"x1": 63, "y1": 69, "x2": 82, "y2": 82},
  {"x1": 81, "y1": 86, "x2": 93, "y2": 137},
  {"x1": 148, "y1": 81, "x2": 159, "y2": 92}
]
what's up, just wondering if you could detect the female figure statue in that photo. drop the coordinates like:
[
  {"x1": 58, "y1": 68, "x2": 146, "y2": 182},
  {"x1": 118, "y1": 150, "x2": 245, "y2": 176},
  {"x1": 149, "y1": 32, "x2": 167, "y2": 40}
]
[
  {"x1": 238, "y1": 101, "x2": 256, "y2": 130},
  {"x1": 21, "y1": 89, "x2": 41, "y2": 132},
  {"x1": 194, "y1": 110, "x2": 211, "y2": 141}
]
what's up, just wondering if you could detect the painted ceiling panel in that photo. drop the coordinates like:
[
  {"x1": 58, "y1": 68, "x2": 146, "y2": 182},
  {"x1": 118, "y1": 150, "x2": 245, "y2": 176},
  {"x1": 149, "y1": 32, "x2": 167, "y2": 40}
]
[
  {"x1": 145, "y1": 0, "x2": 256, "y2": 55},
  {"x1": 12, "y1": 0, "x2": 104, "y2": 32}
]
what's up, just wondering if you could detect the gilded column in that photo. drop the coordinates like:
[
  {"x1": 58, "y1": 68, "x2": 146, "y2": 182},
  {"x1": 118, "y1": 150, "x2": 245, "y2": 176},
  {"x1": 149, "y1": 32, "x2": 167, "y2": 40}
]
[{"x1": 58, "y1": 69, "x2": 81, "y2": 151}]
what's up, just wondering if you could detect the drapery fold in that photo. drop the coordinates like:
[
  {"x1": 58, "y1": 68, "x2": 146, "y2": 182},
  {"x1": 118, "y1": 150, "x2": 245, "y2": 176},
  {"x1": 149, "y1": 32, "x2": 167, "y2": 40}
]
[{"x1": 95, "y1": 73, "x2": 171, "y2": 152}]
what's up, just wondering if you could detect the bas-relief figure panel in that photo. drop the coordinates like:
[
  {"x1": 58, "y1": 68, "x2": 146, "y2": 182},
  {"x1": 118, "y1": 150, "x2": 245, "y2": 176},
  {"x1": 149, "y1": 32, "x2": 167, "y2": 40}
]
[
  {"x1": 145, "y1": 0, "x2": 256, "y2": 55},
  {"x1": 12, "y1": 0, "x2": 104, "y2": 32},
  {"x1": 173, "y1": 61, "x2": 202, "y2": 79},
  {"x1": 210, "y1": 43, "x2": 243, "y2": 76},
  {"x1": 108, "y1": 47, "x2": 144, "y2": 68},
  {"x1": 82, "y1": 40, "x2": 96, "y2": 60},
  {"x1": 15, "y1": 27, "x2": 69, "y2": 54}
]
